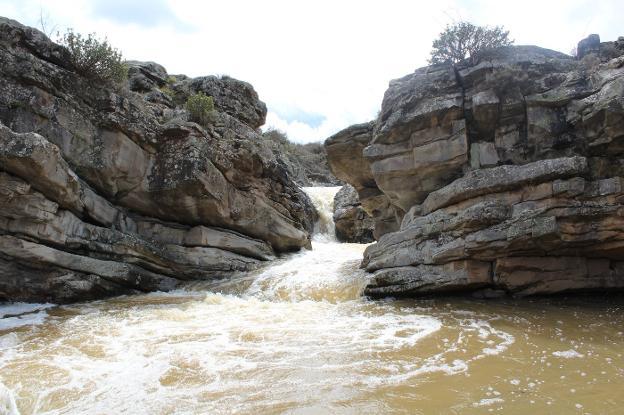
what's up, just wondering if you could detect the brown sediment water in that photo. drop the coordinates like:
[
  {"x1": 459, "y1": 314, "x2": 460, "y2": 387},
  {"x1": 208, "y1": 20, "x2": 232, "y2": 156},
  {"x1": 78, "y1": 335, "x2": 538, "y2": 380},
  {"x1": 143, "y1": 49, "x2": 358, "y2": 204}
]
[{"x1": 0, "y1": 187, "x2": 622, "y2": 415}]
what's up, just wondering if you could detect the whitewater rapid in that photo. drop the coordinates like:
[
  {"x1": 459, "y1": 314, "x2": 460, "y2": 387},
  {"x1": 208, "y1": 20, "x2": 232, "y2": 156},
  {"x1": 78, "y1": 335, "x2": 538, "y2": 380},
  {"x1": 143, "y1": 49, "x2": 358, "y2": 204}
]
[{"x1": 0, "y1": 187, "x2": 622, "y2": 414}]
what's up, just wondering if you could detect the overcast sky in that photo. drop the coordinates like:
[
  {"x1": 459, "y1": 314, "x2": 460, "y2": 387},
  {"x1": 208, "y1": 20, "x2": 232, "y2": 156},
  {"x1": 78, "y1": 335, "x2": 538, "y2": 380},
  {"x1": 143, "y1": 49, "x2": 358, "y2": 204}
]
[{"x1": 1, "y1": 0, "x2": 623, "y2": 143}]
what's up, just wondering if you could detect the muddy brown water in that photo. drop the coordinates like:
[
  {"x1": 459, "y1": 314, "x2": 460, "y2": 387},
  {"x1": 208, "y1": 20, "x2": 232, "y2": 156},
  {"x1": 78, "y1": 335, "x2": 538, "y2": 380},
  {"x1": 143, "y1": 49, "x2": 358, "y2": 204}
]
[{"x1": 0, "y1": 187, "x2": 622, "y2": 414}]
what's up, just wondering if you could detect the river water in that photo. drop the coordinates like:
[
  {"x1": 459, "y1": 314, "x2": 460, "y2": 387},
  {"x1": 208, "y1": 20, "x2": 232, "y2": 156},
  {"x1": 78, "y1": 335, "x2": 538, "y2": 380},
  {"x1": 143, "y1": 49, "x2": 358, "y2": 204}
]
[{"x1": 0, "y1": 187, "x2": 623, "y2": 414}]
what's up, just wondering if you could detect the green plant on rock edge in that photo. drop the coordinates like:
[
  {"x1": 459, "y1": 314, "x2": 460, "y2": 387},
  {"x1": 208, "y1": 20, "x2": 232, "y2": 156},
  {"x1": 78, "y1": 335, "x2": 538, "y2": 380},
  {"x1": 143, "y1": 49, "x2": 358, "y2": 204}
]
[
  {"x1": 186, "y1": 92, "x2": 215, "y2": 126},
  {"x1": 59, "y1": 29, "x2": 128, "y2": 84}
]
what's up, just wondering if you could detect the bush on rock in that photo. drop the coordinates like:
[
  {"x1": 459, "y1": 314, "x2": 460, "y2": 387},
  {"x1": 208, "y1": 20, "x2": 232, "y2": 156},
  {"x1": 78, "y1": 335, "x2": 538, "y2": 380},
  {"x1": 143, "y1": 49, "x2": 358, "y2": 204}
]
[
  {"x1": 60, "y1": 29, "x2": 128, "y2": 84},
  {"x1": 186, "y1": 92, "x2": 215, "y2": 126}
]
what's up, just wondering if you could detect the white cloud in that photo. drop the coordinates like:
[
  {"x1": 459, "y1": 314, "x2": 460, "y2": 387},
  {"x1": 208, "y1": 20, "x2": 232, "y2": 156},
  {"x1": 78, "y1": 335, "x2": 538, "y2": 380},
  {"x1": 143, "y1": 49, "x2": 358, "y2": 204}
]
[{"x1": 1, "y1": 0, "x2": 622, "y2": 143}]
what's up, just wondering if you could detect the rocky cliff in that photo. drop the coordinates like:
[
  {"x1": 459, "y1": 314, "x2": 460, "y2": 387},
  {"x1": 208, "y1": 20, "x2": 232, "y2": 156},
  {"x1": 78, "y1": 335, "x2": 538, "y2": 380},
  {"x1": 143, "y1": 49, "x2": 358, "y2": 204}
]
[
  {"x1": 326, "y1": 35, "x2": 624, "y2": 297},
  {"x1": 262, "y1": 130, "x2": 341, "y2": 186},
  {"x1": 325, "y1": 122, "x2": 402, "y2": 239},
  {"x1": 0, "y1": 17, "x2": 316, "y2": 303}
]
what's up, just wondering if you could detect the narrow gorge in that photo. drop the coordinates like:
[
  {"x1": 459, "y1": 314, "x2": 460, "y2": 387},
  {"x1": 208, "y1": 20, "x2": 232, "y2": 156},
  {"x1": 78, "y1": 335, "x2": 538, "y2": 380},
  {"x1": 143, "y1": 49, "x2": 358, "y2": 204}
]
[
  {"x1": 1, "y1": 15, "x2": 624, "y2": 415},
  {"x1": 2, "y1": 186, "x2": 623, "y2": 414}
]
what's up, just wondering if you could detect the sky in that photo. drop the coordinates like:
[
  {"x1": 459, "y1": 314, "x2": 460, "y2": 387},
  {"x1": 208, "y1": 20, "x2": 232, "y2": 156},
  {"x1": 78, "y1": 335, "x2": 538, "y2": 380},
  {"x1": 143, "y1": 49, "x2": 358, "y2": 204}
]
[{"x1": 1, "y1": 0, "x2": 623, "y2": 143}]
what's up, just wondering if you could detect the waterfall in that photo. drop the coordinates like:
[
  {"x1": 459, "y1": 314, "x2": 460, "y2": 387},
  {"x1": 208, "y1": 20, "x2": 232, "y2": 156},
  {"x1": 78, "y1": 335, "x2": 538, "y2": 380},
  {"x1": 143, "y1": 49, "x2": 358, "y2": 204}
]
[{"x1": 302, "y1": 186, "x2": 342, "y2": 242}]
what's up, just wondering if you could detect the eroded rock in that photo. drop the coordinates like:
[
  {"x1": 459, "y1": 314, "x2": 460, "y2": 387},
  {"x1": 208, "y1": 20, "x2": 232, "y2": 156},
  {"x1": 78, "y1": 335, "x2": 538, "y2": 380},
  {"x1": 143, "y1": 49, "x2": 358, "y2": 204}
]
[
  {"x1": 333, "y1": 184, "x2": 374, "y2": 243},
  {"x1": 0, "y1": 17, "x2": 315, "y2": 302},
  {"x1": 326, "y1": 36, "x2": 624, "y2": 297},
  {"x1": 325, "y1": 122, "x2": 401, "y2": 238}
]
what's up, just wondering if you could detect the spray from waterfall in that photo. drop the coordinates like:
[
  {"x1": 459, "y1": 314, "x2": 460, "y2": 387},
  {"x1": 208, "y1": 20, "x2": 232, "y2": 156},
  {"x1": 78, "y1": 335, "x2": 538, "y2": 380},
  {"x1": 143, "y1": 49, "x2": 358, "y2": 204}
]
[
  {"x1": 0, "y1": 382, "x2": 19, "y2": 415},
  {"x1": 302, "y1": 186, "x2": 342, "y2": 243}
]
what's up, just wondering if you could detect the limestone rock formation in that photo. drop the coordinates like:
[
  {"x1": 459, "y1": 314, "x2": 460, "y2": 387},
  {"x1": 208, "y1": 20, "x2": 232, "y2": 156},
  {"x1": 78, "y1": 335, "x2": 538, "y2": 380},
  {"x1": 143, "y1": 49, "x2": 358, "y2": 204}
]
[
  {"x1": 577, "y1": 34, "x2": 601, "y2": 59},
  {"x1": 0, "y1": 17, "x2": 315, "y2": 303},
  {"x1": 262, "y1": 130, "x2": 341, "y2": 186},
  {"x1": 326, "y1": 38, "x2": 624, "y2": 297},
  {"x1": 333, "y1": 184, "x2": 375, "y2": 243},
  {"x1": 325, "y1": 122, "x2": 402, "y2": 238}
]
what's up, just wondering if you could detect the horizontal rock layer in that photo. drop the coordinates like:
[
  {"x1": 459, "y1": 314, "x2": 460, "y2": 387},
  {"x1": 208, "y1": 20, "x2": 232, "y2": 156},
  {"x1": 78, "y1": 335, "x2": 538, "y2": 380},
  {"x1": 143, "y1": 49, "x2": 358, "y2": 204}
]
[
  {"x1": 325, "y1": 123, "x2": 402, "y2": 239},
  {"x1": 0, "y1": 17, "x2": 316, "y2": 302},
  {"x1": 326, "y1": 39, "x2": 624, "y2": 296}
]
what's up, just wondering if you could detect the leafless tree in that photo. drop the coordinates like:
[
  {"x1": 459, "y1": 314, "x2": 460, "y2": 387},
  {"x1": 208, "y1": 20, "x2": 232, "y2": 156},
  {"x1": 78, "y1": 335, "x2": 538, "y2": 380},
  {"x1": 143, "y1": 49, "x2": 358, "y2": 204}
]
[{"x1": 38, "y1": 7, "x2": 58, "y2": 38}]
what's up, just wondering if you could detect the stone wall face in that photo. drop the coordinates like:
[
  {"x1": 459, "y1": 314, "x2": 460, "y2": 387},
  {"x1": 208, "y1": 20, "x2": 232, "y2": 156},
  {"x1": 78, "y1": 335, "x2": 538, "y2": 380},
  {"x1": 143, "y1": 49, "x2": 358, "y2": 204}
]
[
  {"x1": 0, "y1": 17, "x2": 316, "y2": 302},
  {"x1": 333, "y1": 184, "x2": 375, "y2": 243},
  {"x1": 325, "y1": 122, "x2": 402, "y2": 239},
  {"x1": 326, "y1": 40, "x2": 624, "y2": 297}
]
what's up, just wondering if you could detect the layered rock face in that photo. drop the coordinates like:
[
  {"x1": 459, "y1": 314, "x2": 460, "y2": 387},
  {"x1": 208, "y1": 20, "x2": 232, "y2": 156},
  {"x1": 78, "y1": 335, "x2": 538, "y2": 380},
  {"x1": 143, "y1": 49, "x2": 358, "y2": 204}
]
[
  {"x1": 327, "y1": 37, "x2": 624, "y2": 297},
  {"x1": 261, "y1": 130, "x2": 341, "y2": 186},
  {"x1": 0, "y1": 17, "x2": 315, "y2": 302},
  {"x1": 333, "y1": 184, "x2": 374, "y2": 243},
  {"x1": 325, "y1": 123, "x2": 402, "y2": 239}
]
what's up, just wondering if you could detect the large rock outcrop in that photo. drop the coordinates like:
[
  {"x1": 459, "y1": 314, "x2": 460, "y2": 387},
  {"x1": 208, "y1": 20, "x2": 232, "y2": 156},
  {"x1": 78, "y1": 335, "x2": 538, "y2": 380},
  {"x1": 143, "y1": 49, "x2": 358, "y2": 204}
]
[
  {"x1": 326, "y1": 38, "x2": 624, "y2": 297},
  {"x1": 261, "y1": 130, "x2": 341, "y2": 186},
  {"x1": 333, "y1": 184, "x2": 374, "y2": 243},
  {"x1": 0, "y1": 17, "x2": 316, "y2": 303},
  {"x1": 325, "y1": 122, "x2": 402, "y2": 238}
]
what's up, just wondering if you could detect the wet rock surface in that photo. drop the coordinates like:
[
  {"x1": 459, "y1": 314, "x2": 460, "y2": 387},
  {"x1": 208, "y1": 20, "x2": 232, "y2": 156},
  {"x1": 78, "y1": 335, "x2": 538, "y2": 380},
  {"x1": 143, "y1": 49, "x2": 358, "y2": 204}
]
[
  {"x1": 0, "y1": 17, "x2": 316, "y2": 302},
  {"x1": 326, "y1": 38, "x2": 624, "y2": 297}
]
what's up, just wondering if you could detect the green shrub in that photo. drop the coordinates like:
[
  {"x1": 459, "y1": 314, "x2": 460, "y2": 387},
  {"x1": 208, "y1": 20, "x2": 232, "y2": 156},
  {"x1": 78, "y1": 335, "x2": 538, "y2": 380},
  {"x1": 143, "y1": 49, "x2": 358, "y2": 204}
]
[
  {"x1": 159, "y1": 85, "x2": 175, "y2": 98},
  {"x1": 60, "y1": 29, "x2": 128, "y2": 84},
  {"x1": 186, "y1": 92, "x2": 215, "y2": 126},
  {"x1": 429, "y1": 22, "x2": 513, "y2": 65},
  {"x1": 263, "y1": 128, "x2": 290, "y2": 146}
]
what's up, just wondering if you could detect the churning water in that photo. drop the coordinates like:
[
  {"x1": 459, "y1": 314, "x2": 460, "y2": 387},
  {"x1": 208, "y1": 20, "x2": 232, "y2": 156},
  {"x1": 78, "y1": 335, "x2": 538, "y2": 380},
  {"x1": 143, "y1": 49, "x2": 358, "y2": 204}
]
[{"x1": 0, "y1": 187, "x2": 623, "y2": 414}]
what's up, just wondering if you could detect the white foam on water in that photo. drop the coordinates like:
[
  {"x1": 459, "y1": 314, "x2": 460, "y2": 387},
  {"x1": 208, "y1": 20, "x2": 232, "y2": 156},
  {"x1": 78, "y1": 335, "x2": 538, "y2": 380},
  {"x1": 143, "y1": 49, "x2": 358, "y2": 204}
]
[
  {"x1": 245, "y1": 240, "x2": 370, "y2": 303},
  {"x1": 552, "y1": 349, "x2": 584, "y2": 358},
  {"x1": 0, "y1": 292, "x2": 445, "y2": 414},
  {"x1": 0, "y1": 187, "x2": 523, "y2": 414},
  {"x1": 0, "y1": 303, "x2": 53, "y2": 331},
  {"x1": 0, "y1": 303, "x2": 53, "y2": 319},
  {"x1": 360, "y1": 312, "x2": 519, "y2": 388},
  {"x1": 473, "y1": 397, "x2": 504, "y2": 407},
  {"x1": 302, "y1": 186, "x2": 342, "y2": 242},
  {"x1": 0, "y1": 382, "x2": 19, "y2": 415},
  {"x1": 462, "y1": 319, "x2": 516, "y2": 358},
  {"x1": 0, "y1": 334, "x2": 18, "y2": 350},
  {"x1": 0, "y1": 312, "x2": 50, "y2": 331},
  {"x1": 482, "y1": 329, "x2": 515, "y2": 356}
]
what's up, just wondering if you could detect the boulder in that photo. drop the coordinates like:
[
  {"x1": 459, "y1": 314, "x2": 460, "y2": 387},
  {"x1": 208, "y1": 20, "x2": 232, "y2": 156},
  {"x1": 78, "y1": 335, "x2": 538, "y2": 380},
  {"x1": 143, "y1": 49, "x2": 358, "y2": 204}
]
[
  {"x1": 577, "y1": 34, "x2": 601, "y2": 59},
  {"x1": 333, "y1": 184, "x2": 375, "y2": 243},
  {"x1": 126, "y1": 61, "x2": 169, "y2": 93},
  {"x1": 368, "y1": 65, "x2": 467, "y2": 211},
  {"x1": 170, "y1": 75, "x2": 267, "y2": 130},
  {"x1": 325, "y1": 122, "x2": 401, "y2": 238},
  {"x1": 365, "y1": 261, "x2": 492, "y2": 298}
]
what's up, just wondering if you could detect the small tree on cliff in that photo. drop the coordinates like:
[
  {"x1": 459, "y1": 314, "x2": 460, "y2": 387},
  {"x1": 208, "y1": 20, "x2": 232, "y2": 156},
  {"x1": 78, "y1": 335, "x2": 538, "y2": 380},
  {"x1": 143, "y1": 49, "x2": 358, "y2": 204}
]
[
  {"x1": 429, "y1": 22, "x2": 513, "y2": 65},
  {"x1": 60, "y1": 29, "x2": 128, "y2": 84}
]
